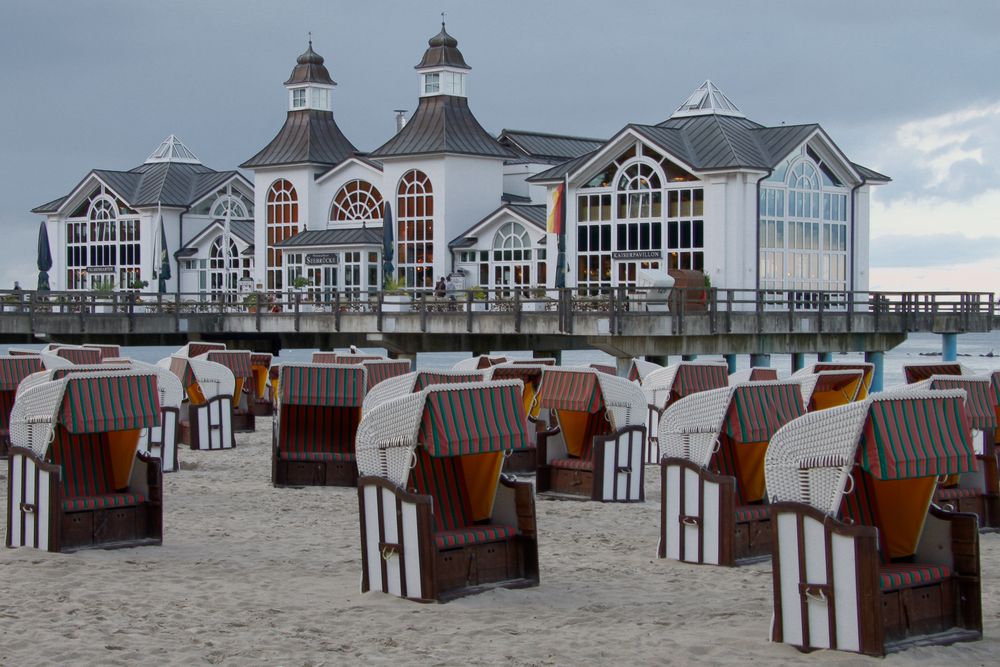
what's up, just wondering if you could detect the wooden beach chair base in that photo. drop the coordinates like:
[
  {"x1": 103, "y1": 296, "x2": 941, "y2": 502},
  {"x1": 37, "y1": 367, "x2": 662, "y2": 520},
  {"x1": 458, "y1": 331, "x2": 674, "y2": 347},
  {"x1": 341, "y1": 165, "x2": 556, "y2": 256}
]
[
  {"x1": 179, "y1": 397, "x2": 235, "y2": 451},
  {"x1": 250, "y1": 398, "x2": 273, "y2": 417},
  {"x1": 933, "y1": 453, "x2": 1000, "y2": 531},
  {"x1": 358, "y1": 476, "x2": 539, "y2": 602},
  {"x1": 536, "y1": 425, "x2": 645, "y2": 502},
  {"x1": 501, "y1": 448, "x2": 537, "y2": 475},
  {"x1": 771, "y1": 502, "x2": 981, "y2": 656},
  {"x1": 273, "y1": 454, "x2": 358, "y2": 487},
  {"x1": 231, "y1": 410, "x2": 256, "y2": 433}
]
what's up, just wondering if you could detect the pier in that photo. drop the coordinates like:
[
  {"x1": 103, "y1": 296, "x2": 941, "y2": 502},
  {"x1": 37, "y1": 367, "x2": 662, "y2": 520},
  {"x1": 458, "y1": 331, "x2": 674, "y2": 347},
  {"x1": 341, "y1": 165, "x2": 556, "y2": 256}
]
[{"x1": 0, "y1": 288, "x2": 992, "y2": 382}]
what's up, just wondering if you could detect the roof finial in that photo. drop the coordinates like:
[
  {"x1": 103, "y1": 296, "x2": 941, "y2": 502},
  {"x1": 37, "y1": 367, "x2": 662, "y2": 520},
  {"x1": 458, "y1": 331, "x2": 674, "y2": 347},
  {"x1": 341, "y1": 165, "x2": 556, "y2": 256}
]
[
  {"x1": 441, "y1": 11, "x2": 446, "y2": 28},
  {"x1": 308, "y1": 31, "x2": 312, "y2": 48}
]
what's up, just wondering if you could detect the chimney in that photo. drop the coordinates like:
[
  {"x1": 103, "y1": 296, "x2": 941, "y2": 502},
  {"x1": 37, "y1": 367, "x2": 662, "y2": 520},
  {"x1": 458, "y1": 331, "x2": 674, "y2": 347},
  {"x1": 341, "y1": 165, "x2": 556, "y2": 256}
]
[{"x1": 394, "y1": 109, "x2": 408, "y2": 133}]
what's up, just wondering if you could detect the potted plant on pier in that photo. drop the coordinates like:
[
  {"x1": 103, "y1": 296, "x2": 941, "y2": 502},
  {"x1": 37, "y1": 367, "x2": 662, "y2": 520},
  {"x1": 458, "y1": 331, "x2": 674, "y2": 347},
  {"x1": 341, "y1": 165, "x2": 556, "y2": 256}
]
[
  {"x1": 470, "y1": 286, "x2": 488, "y2": 312},
  {"x1": 381, "y1": 276, "x2": 411, "y2": 313}
]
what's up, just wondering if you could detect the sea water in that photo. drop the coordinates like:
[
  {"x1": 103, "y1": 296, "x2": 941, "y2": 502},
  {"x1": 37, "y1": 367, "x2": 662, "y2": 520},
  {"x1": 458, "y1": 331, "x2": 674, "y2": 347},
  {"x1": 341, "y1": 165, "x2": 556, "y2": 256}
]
[{"x1": 10, "y1": 331, "x2": 1000, "y2": 388}]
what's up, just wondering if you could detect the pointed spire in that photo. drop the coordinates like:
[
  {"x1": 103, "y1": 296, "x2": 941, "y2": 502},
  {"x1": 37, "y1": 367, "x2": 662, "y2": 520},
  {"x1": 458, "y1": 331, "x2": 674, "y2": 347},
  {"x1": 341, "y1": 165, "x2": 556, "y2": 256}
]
[
  {"x1": 285, "y1": 38, "x2": 336, "y2": 86},
  {"x1": 145, "y1": 135, "x2": 201, "y2": 164},
  {"x1": 671, "y1": 80, "x2": 744, "y2": 118},
  {"x1": 416, "y1": 20, "x2": 469, "y2": 69}
]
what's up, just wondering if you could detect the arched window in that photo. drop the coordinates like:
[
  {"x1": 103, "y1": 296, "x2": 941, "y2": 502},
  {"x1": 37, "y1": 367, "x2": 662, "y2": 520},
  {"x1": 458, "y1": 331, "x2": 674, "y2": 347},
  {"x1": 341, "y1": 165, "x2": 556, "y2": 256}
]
[
  {"x1": 211, "y1": 195, "x2": 250, "y2": 220},
  {"x1": 396, "y1": 170, "x2": 433, "y2": 288},
  {"x1": 616, "y1": 161, "x2": 662, "y2": 219},
  {"x1": 65, "y1": 186, "x2": 140, "y2": 290},
  {"x1": 209, "y1": 235, "x2": 239, "y2": 299},
  {"x1": 331, "y1": 179, "x2": 384, "y2": 224},
  {"x1": 491, "y1": 222, "x2": 532, "y2": 292},
  {"x1": 266, "y1": 179, "x2": 298, "y2": 290}
]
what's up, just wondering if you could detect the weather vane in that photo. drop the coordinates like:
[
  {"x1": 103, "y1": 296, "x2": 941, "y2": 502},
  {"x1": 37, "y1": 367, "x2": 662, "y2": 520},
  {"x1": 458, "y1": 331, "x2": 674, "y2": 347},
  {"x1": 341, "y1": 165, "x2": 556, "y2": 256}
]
[
  {"x1": 308, "y1": 31, "x2": 312, "y2": 47},
  {"x1": 441, "y1": 11, "x2": 445, "y2": 26}
]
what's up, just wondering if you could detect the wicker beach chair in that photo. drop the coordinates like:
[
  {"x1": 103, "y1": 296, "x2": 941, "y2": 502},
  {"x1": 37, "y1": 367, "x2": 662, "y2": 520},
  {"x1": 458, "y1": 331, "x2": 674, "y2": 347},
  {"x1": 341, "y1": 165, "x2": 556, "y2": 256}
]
[
  {"x1": 793, "y1": 369, "x2": 866, "y2": 412},
  {"x1": 356, "y1": 380, "x2": 539, "y2": 602},
  {"x1": 902, "y1": 361, "x2": 968, "y2": 384},
  {"x1": 487, "y1": 362, "x2": 552, "y2": 474},
  {"x1": 273, "y1": 363, "x2": 368, "y2": 487},
  {"x1": 793, "y1": 362, "x2": 875, "y2": 398},
  {"x1": 362, "y1": 369, "x2": 486, "y2": 416},
  {"x1": 589, "y1": 363, "x2": 617, "y2": 376},
  {"x1": 311, "y1": 351, "x2": 384, "y2": 364},
  {"x1": 901, "y1": 375, "x2": 999, "y2": 528},
  {"x1": 6, "y1": 370, "x2": 163, "y2": 552},
  {"x1": 765, "y1": 389, "x2": 981, "y2": 655},
  {"x1": 175, "y1": 341, "x2": 227, "y2": 358},
  {"x1": 81, "y1": 344, "x2": 122, "y2": 360},
  {"x1": 728, "y1": 367, "x2": 779, "y2": 383},
  {"x1": 658, "y1": 380, "x2": 805, "y2": 565},
  {"x1": 248, "y1": 353, "x2": 274, "y2": 416},
  {"x1": 199, "y1": 350, "x2": 255, "y2": 432},
  {"x1": 0, "y1": 355, "x2": 43, "y2": 456},
  {"x1": 47, "y1": 345, "x2": 103, "y2": 365},
  {"x1": 535, "y1": 367, "x2": 647, "y2": 502},
  {"x1": 627, "y1": 358, "x2": 662, "y2": 383},
  {"x1": 165, "y1": 355, "x2": 236, "y2": 450},
  {"x1": 640, "y1": 361, "x2": 730, "y2": 464}
]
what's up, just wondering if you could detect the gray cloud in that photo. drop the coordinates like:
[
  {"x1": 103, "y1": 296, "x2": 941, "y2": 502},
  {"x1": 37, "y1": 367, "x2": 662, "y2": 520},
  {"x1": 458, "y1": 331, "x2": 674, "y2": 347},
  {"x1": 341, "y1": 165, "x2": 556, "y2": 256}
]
[{"x1": 870, "y1": 234, "x2": 1000, "y2": 268}]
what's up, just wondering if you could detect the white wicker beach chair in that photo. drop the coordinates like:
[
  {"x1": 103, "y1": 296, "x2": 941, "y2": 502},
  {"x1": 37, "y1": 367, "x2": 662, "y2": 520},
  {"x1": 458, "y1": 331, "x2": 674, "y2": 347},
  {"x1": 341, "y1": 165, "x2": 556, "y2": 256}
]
[{"x1": 165, "y1": 355, "x2": 236, "y2": 451}]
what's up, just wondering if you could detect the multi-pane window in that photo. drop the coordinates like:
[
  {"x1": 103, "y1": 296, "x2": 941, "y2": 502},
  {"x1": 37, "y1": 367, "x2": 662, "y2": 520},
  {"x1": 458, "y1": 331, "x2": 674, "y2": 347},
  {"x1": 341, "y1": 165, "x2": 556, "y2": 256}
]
[
  {"x1": 760, "y1": 146, "x2": 850, "y2": 300},
  {"x1": 211, "y1": 195, "x2": 250, "y2": 220},
  {"x1": 266, "y1": 179, "x2": 299, "y2": 291},
  {"x1": 666, "y1": 189, "x2": 704, "y2": 271},
  {"x1": 65, "y1": 186, "x2": 140, "y2": 290},
  {"x1": 396, "y1": 170, "x2": 433, "y2": 289},
  {"x1": 209, "y1": 236, "x2": 238, "y2": 301},
  {"x1": 292, "y1": 89, "x2": 306, "y2": 108},
  {"x1": 330, "y1": 179, "x2": 384, "y2": 225},
  {"x1": 491, "y1": 222, "x2": 531, "y2": 293}
]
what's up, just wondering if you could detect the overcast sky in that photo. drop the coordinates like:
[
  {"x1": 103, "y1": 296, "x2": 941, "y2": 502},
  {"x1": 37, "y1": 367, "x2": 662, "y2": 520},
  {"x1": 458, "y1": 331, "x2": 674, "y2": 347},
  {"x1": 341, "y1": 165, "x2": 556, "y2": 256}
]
[{"x1": 2, "y1": 0, "x2": 999, "y2": 292}]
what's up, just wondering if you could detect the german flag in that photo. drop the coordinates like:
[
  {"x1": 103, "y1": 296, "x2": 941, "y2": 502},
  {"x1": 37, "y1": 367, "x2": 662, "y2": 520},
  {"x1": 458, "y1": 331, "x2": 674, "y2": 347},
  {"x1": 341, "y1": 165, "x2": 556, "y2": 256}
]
[{"x1": 546, "y1": 182, "x2": 565, "y2": 234}]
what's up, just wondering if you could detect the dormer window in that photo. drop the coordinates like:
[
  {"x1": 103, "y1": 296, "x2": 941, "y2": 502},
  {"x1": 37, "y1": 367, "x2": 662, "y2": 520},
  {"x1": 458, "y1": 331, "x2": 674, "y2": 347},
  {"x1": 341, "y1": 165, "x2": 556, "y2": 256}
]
[{"x1": 292, "y1": 89, "x2": 306, "y2": 109}]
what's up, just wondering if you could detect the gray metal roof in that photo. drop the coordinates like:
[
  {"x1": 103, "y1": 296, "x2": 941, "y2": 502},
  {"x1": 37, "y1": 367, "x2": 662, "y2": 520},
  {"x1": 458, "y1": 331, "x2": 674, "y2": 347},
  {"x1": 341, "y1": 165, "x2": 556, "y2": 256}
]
[
  {"x1": 498, "y1": 129, "x2": 605, "y2": 163},
  {"x1": 275, "y1": 227, "x2": 383, "y2": 248},
  {"x1": 31, "y1": 196, "x2": 67, "y2": 214},
  {"x1": 448, "y1": 236, "x2": 477, "y2": 249},
  {"x1": 179, "y1": 219, "x2": 256, "y2": 253},
  {"x1": 415, "y1": 24, "x2": 470, "y2": 70},
  {"x1": 241, "y1": 109, "x2": 358, "y2": 169},
  {"x1": 528, "y1": 114, "x2": 890, "y2": 183},
  {"x1": 507, "y1": 204, "x2": 546, "y2": 229},
  {"x1": 500, "y1": 192, "x2": 531, "y2": 203},
  {"x1": 851, "y1": 162, "x2": 891, "y2": 183},
  {"x1": 449, "y1": 203, "x2": 546, "y2": 248},
  {"x1": 285, "y1": 42, "x2": 336, "y2": 86},
  {"x1": 369, "y1": 95, "x2": 514, "y2": 159}
]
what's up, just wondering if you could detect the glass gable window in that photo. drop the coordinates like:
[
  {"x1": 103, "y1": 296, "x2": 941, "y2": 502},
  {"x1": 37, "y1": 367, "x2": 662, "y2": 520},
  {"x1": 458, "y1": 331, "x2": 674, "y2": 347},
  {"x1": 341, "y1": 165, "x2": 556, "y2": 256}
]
[{"x1": 330, "y1": 179, "x2": 384, "y2": 225}]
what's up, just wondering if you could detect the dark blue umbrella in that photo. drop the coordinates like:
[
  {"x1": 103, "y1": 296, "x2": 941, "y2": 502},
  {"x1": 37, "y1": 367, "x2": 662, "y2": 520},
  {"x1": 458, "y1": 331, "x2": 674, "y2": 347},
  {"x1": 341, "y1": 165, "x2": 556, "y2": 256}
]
[
  {"x1": 36, "y1": 221, "x2": 52, "y2": 291},
  {"x1": 381, "y1": 202, "x2": 394, "y2": 287},
  {"x1": 157, "y1": 215, "x2": 171, "y2": 293}
]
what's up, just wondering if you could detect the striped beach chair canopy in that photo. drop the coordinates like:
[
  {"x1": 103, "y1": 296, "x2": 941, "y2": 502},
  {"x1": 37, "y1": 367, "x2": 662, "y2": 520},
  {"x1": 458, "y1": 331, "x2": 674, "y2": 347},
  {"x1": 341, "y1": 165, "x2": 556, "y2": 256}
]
[
  {"x1": 905, "y1": 375, "x2": 998, "y2": 434},
  {"x1": 765, "y1": 389, "x2": 976, "y2": 516},
  {"x1": 176, "y1": 341, "x2": 226, "y2": 358},
  {"x1": 250, "y1": 353, "x2": 272, "y2": 368},
  {"x1": 361, "y1": 359, "x2": 411, "y2": 391},
  {"x1": 902, "y1": 361, "x2": 968, "y2": 385},
  {"x1": 361, "y1": 369, "x2": 486, "y2": 416},
  {"x1": 7, "y1": 347, "x2": 42, "y2": 357},
  {"x1": 660, "y1": 380, "x2": 806, "y2": 467},
  {"x1": 643, "y1": 361, "x2": 731, "y2": 410},
  {"x1": 793, "y1": 362, "x2": 875, "y2": 397},
  {"x1": 356, "y1": 380, "x2": 528, "y2": 488},
  {"x1": 510, "y1": 358, "x2": 556, "y2": 366},
  {"x1": 311, "y1": 351, "x2": 385, "y2": 364},
  {"x1": 728, "y1": 367, "x2": 779, "y2": 384},
  {"x1": 452, "y1": 355, "x2": 509, "y2": 371},
  {"x1": 589, "y1": 363, "x2": 617, "y2": 376},
  {"x1": 487, "y1": 363, "x2": 546, "y2": 387},
  {"x1": 10, "y1": 370, "x2": 161, "y2": 458},
  {"x1": 165, "y1": 355, "x2": 235, "y2": 400},
  {"x1": 200, "y1": 350, "x2": 253, "y2": 380},
  {"x1": 793, "y1": 369, "x2": 865, "y2": 411},
  {"x1": 628, "y1": 358, "x2": 662, "y2": 383},
  {"x1": 279, "y1": 363, "x2": 367, "y2": 407},
  {"x1": 536, "y1": 367, "x2": 646, "y2": 430},
  {"x1": 0, "y1": 355, "x2": 44, "y2": 392},
  {"x1": 82, "y1": 344, "x2": 121, "y2": 360},
  {"x1": 16, "y1": 364, "x2": 132, "y2": 400},
  {"x1": 50, "y1": 346, "x2": 103, "y2": 366}
]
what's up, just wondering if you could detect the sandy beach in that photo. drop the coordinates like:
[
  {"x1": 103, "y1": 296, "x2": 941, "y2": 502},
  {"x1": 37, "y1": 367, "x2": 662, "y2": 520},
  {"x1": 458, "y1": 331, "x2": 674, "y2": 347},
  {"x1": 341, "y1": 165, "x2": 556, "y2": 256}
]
[{"x1": 1, "y1": 419, "x2": 998, "y2": 666}]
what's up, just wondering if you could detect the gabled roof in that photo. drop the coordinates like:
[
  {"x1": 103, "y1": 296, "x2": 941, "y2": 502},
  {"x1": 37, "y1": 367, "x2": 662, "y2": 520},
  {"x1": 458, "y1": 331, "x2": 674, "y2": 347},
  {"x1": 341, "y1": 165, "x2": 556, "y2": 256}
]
[
  {"x1": 852, "y1": 162, "x2": 891, "y2": 183},
  {"x1": 314, "y1": 155, "x2": 384, "y2": 184},
  {"x1": 241, "y1": 109, "x2": 358, "y2": 169},
  {"x1": 498, "y1": 129, "x2": 605, "y2": 164},
  {"x1": 526, "y1": 151, "x2": 596, "y2": 183},
  {"x1": 275, "y1": 227, "x2": 382, "y2": 248},
  {"x1": 369, "y1": 95, "x2": 514, "y2": 160},
  {"x1": 448, "y1": 203, "x2": 546, "y2": 248},
  {"x1": 179, "y1": 218, "x2": 256, "y2": 253},
  {"x1": 31, "y1": 196, "x2": 67, "y2": 214}
]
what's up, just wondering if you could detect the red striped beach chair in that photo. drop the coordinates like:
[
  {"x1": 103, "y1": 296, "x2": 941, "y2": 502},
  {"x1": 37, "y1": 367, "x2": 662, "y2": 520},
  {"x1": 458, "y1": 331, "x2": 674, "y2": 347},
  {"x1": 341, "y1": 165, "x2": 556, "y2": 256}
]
[
  {"x1": 6, "y1": 370, "x2": 163, "y2": 552},
  {"x1": 50, "y1": 346, "x2": 104, "y2": 365},
  {"x1": 356, "y1": 380, "x2": 538, "y2": 602},
  {"x1": 82, "y1": 344, "x2": 121, "y2": 360},
  {"x1": 0, "y1": 355, "x2": 43, "y2": 456},
  {"x1": 728, "y1": 367, "x2": 779, "y2": 383},
  {"x1": 166, "y1": 355, "x2": 236, "y2": 450},
  {"x1": 902, "y1": 361, "x2": 966, "y2": 385},
  {"x1": 535, "y1": 367, "x2": 647, "y2": 501},
  {"x1": 640, "y1": 361, "x2": 730, "y2": 464},
  {"x1": 273, "y1": 363, "x2": 367, "y2": 487},
  {"x1": 311, "y1": 351, "x2": 384, "y2": 364},
  {"x1": 658, "y1": 380, "x2": 805, "y2": 565},
  {"x1": 200, "y1": 350, "x2": 255, "y2": 432},
  {"x1": 176, "y1": 341, "x2": 226, "y2": 358},
  {"x1": 487, "y1": 362, "x2": 551, "y2": 474},
  {"x1": 766, "y1": 389, "x2": 981, "y2": 655}
]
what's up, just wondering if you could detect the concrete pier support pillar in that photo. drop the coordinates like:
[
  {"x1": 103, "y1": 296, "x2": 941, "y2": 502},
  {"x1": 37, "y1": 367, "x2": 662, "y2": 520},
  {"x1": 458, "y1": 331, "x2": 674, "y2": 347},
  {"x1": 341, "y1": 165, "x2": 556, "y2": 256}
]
[
  {"x1": 398, "y1": 353, "x2": 417, "y2": 372},
  {"x1": 681, "y1": 354, "x2": 697, "y2": 361},
  {"x1": 865, "y1": 351, "x2": 884, "y2": 393},
  {"x1": 942, "y1": 333, "x2": 958, "y2": 362},
  {"x1": 725, "y1": 354, "x2": 737, "y2": 374},
  {"x1": 791, "y1": 353, "x2": 806, "y2": 373},
  {"x1": 817, "y1": 352, "x2": 832, "y2": 362},
  {"x1": 646, "y1": 355, "x2": 669, "y2": 366},
  {"x1": 750, "y1": 353, "x2": 771, "y2": 368},
  {"x1": 615, "y1": 357, "x2": 631, "y2": 377}
]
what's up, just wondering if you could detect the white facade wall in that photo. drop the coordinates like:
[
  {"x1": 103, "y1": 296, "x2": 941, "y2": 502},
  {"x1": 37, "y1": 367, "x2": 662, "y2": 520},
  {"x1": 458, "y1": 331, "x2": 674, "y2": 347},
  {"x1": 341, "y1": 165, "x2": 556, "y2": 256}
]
[
  {"x1": 251, "y1": 165, "x2": 321, "y2": 287},
  {"x1": 853, "y1": 185, "x2": 871, "y2": 292}
]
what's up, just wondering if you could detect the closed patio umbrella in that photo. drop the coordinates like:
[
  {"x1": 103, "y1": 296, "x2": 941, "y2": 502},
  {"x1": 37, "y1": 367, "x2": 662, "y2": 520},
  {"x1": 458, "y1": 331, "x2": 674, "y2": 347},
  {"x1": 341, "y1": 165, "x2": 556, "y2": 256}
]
[
  {"x1": 157, "y1": 214, "x2": 171, "y2": 293},
  {"x1": 36, "y1": 221, "x2": 52, "y2": 291},
  {"x1": 382, "y1": 202, "x2": 394, "y2": 287}
]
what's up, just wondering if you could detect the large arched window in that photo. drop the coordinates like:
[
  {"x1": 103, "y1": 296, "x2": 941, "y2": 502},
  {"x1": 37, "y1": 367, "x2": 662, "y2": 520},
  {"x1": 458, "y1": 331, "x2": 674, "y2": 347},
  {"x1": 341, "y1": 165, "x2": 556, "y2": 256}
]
[
  {"x1": 491, "y1": 221, "x2": 532, "y2": 292},
  {"x1": 211, "y1": 194, "x2": 250, "y2": 220},
  {"x1": 209, "y1": 235, "x2": 239, "y2": 300},
  {"x1": 616, "y1": 161, "x2": 662, "y2": 219},
  {"x1": 330, "y1": 179, "x2": 384, "y2": 224},
  {"x1": 266, "y1": 179, "x2": 298, "y2": 290},
  {"x1": 65, "y1": 185, "x2": 140, "y2": 290},
  {"x1": 759, "y1": 146, "x2": 850, "y2": 300},
  {"x1": 396, "y1": 170, "x2": 433, "y2": 288}
]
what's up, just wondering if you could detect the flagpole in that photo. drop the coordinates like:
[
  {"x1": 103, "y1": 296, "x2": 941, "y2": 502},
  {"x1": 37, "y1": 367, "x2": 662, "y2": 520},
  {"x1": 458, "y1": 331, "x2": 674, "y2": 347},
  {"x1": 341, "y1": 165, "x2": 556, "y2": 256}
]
[
  {"x1": 154, "y1": 203, "x2": 162, "y2": 286},
  {"x1": 224, "y1": 183, "x2": 232, "y2": 302}
]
